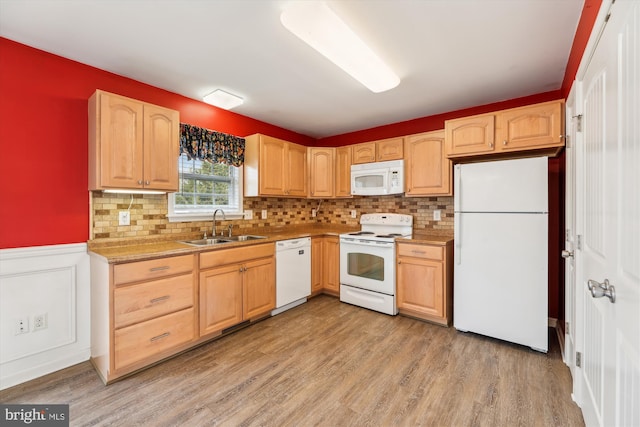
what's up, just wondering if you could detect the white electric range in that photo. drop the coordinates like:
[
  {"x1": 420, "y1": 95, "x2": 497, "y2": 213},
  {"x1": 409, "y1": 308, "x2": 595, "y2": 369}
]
[{"x1": 339, "y1": 213, "x2": 413, "y2": 315}]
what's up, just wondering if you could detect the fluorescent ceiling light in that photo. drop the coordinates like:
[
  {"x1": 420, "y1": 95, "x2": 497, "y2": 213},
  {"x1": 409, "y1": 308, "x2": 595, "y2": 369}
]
[
  {"x1": 281, "y1": 1, "x2": 400, "y2": 93},
  {"x1": 203, "y1": 89, "x2": 244, "y2": 110}
]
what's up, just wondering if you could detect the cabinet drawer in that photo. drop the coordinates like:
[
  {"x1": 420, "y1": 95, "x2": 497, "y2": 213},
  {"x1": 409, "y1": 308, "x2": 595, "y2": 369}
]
[
  {"x1": 200, "y1": 243, "x2": 274, "y2": 269},
  {"x1": 114, "y1": 308, "x2": 195, "y2": 370},
  {"x1": 114, "y1": 255, "x2": 193, "y2": 285},
  {"x1": 397, "y1": 244, "x2": 443, "y2": 261},
  {"x1": 114, "y1": 273, "x2": 194, "y2": 329}
]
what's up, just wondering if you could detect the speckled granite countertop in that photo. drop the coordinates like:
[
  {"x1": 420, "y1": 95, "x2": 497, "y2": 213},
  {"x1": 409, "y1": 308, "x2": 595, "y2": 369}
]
[{"x1": 87, "y1": 225, "x2": 454, "y2": 264}]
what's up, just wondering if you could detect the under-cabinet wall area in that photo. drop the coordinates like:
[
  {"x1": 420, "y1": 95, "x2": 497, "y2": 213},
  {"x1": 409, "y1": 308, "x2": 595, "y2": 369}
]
[{"x1": 90, "y1": 192, "x2": 454, "y2": 241}]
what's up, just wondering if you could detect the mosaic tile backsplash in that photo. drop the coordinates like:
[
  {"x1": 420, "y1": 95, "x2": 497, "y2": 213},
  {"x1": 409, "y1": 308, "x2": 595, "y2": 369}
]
[{"x1": 90, "y1": 192, "x2": 454, "y2": 241}]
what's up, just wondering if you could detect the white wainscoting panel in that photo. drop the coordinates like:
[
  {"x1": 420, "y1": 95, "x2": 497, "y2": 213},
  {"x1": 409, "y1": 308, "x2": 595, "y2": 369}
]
[{"x1": 0, "y1": 243, "x2": 90, "y2": 390}]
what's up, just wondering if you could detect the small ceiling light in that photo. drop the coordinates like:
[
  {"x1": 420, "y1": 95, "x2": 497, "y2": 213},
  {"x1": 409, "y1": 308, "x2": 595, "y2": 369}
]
[
  {"x1": 281, "y1": 1, "x2": 400, "y2": 93},
  {"x1": 203, "y1": 89, "x2": 244, "y2": 110}
]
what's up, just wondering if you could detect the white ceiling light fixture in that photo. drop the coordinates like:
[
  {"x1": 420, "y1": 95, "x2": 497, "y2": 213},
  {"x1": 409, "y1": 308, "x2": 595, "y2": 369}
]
[
  {"x1": 203, "y1": 89, "x2": 244, "y2": 110},
  {"x1": 281, "y1": 1, "x2": 400, "y2": 93}
]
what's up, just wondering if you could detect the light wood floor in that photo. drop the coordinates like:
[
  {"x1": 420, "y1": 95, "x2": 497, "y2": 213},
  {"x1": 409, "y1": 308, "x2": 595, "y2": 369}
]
[{"x1": 1, "y1": 295, "x2": 584, "y2": 426}]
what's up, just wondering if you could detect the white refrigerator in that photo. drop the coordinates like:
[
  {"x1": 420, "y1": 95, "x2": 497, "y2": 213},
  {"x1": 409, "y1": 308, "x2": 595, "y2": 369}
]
[{"x1": 453, "y1": 157, "x2": 548, "y2": 352}]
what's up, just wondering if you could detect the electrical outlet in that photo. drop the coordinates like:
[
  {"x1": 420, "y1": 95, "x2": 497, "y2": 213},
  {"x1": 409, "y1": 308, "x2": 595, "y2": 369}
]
[
  {"x1": 15, "y1": 317, "x2": 29, "y2": 335},
  {"x1": 261, "y1": 209, "x2": 268, "y2": 219},
  {"x1": 312, "y1": 209, "x2": 317, "y2": 218},
  {"x1": 33, "y1": 313, "x2": 48, "y2": 331},
  {"x1": 118, "y1": 211, "x2": 130, "y2": 226},
  {"x1": 433, "y1": 210, "x2": 441, "y2": 221},
  {"x1": 244, "y1": 210, "x2": 253, "y2": 220},
  {"x1": 350, "y1": 210, "x2": 357, "y2": 218}
]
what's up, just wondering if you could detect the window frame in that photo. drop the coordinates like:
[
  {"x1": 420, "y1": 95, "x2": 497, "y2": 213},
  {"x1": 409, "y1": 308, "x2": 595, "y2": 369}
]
[{"x1": 168, "y1": 155, "x2": 244, "y2": 222}]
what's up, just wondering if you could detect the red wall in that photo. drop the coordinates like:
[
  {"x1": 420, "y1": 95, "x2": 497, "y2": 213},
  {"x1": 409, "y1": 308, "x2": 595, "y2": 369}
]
[
  {"x1": 0, "y1": 38, "x2": 313, "y2": 249},
  {"x1": 0, "y1": 1, "x2": 600, "y2": 251}
]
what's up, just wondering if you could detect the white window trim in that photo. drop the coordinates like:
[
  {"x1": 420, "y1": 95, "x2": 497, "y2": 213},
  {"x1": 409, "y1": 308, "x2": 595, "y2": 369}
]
[{"x1": 167, "y1": 165, "x2": 245, "y2": 223}]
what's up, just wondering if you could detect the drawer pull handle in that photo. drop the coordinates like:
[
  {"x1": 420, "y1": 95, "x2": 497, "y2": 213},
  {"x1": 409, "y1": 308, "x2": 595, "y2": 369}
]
[
  {"x1": 149, "y1": 266, "x2": 170, "y2": 272},
  {"x1": 150, "y1": 295, "x2": 170, "y2": 304},
  {"x1": 150, "y1": 332, "x2": 170, "y2": 342},
  {"x1": 412, "y1": 250, "x2": 426, "y2": 255}
]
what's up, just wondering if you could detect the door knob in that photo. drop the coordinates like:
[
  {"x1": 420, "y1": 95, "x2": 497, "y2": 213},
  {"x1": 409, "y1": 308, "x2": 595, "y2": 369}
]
[
  {"x1": 587, "y1": 278, "x2": 616, "y2": 303},
  {"x1": 561, "y1": 250, "x2": 574, "y2": 258}
]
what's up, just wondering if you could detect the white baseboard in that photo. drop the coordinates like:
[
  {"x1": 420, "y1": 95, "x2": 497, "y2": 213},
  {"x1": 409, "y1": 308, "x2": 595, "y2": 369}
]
[{"x1": 0, "y1": 243, "x2": 91, "y2": 390}]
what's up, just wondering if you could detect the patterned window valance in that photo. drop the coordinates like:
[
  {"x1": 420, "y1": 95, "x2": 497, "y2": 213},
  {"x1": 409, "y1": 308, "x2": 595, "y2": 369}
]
[{"x1": 179, "y1": 123, "x2": 245, "y2": 167}]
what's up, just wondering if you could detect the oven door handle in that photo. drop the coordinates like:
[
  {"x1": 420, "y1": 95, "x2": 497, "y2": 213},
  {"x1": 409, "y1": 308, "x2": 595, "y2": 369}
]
[{"x1": 340, "y1": 238, "x2": 394, "y2": 248}]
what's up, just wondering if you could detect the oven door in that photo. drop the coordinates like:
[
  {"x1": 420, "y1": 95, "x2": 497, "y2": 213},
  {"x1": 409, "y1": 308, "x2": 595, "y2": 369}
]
[{"x1": 339, "y1": 237, "x2": 395, "y2": 294}]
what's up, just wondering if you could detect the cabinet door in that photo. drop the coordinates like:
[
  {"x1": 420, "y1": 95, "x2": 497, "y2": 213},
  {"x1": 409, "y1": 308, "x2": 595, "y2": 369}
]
[
  {"x1": 322, "y1": 237, "x2": 340, "y2": 294},
  {"x1": 199, "y1": 265, "x2": 243, "y2": 336},
  {"x1": 335, "y1": 146, "x2": 352, "y2": 198},
  {"x1": 445, "y1": 114, "x2": 496, "y2": 156},
  {"x1": 311, "y1": 237, "x2": 323, "y2": 293},
  {"x1": 286, "y1": 142, "x2": 307, "y2": 196},
  {"x1": 308, "y1": 148, "x2": 335, "y2": 198},
  {"x1": 397, "y1": 256, "x2": 444, "y2": 318},
  {"x1": 496, "y1": 100, "x2": 564, "y2": 151},
  {"x1": 98, "y1": 92, "x2": 144, "y2": 189},
  {"x1": 143, "y1": 103, "x2": 179, "y2": 191},
  {"x1": 243, "y1": 257, "x2": 276, "y2": 319},
  {"x1": 352, "y1": 142, "x2": 376, "y2": 164},
  {"x1": 258, "y1": 136, "x2": 287, "y2": 195},
  {"x1": 376, "y1": 137, "x2": 404, "y2": 161},
  {"x1": 405, "y1": 131, "x2": 451, "y2": 196}
]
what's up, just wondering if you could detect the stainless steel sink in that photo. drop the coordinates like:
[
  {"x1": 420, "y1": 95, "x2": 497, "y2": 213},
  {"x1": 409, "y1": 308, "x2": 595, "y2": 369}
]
[
  {"x1": 224, "y1": 235, "x2": 267, "y2": 241},
  {"x1": 180, "y1": 238, "x2": 232, "y2": 246},
  {"x1": 180, "y1": 235, "x2": 266, "y2": 246}
]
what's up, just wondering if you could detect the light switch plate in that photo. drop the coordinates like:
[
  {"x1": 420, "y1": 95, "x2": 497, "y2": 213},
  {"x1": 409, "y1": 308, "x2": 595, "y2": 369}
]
[
  {"x1": 350, "y1": 210, "x2": 357, "y2": 218},
  {"x1": 312, "y1": 209, "x2": 317, "y2": 217},
  {"x1": 244, "y1": 210, "x2": 253, "y2": 220},
  {"x1": 433, "y1": 210, "x2": 441, "y2": 221},
  {"x1": 261, "y1": 209, "x2": 267, "y2": 219}
]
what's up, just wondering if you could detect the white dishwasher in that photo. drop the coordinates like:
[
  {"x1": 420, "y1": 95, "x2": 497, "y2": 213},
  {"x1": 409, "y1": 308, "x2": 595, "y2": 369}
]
[{"x1": 272, "y1": 237, "x2": 311, "y2": 315}]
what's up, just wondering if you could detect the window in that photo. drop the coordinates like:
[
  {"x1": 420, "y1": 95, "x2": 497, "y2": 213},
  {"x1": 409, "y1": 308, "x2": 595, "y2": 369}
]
[{"x1": 168, "y1": 154, "x2": 243, "y2": 221}]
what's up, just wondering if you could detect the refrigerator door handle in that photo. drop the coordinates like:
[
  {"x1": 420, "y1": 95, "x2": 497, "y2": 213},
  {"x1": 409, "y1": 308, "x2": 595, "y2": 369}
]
[
  {"x1": 454, "y1": 214, "x2": 461, "y2": 265},
  {"x1": 454, "y1": 165, "x2": 461, "y2": 211}
]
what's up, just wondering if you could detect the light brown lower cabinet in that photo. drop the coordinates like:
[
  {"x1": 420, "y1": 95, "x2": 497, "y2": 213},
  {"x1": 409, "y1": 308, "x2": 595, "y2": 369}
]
[
  {"x1": 311, "y1": 235, "x2": 340, "y2": 296},
  {"x1": 323, "y1": 236, "x2": 340, "y2": 295},
  {"x1": 90, "y1": 253, "x2": 198, "y2": 384},
  {"x1": 199, "y1": 243, "x2": 275, "y2": 337},
  {"x1": 396, "y1": 241, "x2": 453, "y2": 326}
]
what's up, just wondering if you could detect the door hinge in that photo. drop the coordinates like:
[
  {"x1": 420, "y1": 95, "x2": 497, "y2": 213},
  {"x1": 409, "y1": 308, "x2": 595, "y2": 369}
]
[
  {"x1": 576, "y1": 235, "x2": 582, "y2": 250},
  {"x1": 576, "y1": 351, "x2": 582, "y2": 368}
]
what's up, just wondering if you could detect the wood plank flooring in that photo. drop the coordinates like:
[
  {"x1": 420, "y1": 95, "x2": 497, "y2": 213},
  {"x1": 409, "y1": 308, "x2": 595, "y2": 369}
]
[{"x1": 1, "y1": 295, "x2": 584, "y2": 426}]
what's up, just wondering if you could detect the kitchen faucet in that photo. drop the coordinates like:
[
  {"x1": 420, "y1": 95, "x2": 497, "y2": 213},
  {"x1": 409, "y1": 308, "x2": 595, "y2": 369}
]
[{"x1": 212, "y1": 209, "x2": 226, "y2": 236}]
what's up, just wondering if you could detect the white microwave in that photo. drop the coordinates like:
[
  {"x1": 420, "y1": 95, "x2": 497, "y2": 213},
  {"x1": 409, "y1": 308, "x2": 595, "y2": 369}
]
[{"x1": 351, "y1": 159, "x2": 404, "y2": 196}]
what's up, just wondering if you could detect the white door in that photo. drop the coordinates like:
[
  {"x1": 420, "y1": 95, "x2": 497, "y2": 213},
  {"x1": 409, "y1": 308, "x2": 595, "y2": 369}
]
[
  {"x1": 563, "y1": 82, "x2": 580, "y2": 377},
  {"x1": 575, "y1": 1, "x2": 640, "y2": 426}
]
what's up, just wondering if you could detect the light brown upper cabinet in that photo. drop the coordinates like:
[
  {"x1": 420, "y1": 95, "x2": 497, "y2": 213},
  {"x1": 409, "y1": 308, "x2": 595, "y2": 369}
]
[
  {"x1": 335, "y1": 146, "x2": 352, "y2": 198},
  {"x1": 89, "y1": 90, "x2": 180, "y2": 192},
  {"x1": 244, "y1": 134, "x2": 307, "y2": 197},
  {"x1": 445, "y1": 100, "x2": 564, "y2": 159},
  {"x1": 352, "y1": 137, "x2": 404, "y2": 164},
  {"x1": 404, "y1": 130, "x2": 452, "y2": 196},
  {"x1": 445, "y1": 113, "x2": 496, "y2": 157},
  {"x1": 308, "y1": 147, "x2": 335, "y2": 198},
  {"x1": 496, "y1": 100, "x2": 564, "y2": 151}
]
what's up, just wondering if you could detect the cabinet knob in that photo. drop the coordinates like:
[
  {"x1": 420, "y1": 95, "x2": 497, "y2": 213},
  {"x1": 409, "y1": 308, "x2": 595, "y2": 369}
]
[
  {"x1": 489, "y1": 142, "x2": 494, "y2": 148},
  {"x1": 145, "y1": 180, "x2": 150, "y2": 185},
  {"x1": 502, "y1": 140, "x2": 507, "y2": 146},
  {"x1": 137, "y1": 180, "x2": 143, "y2": 185}
]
